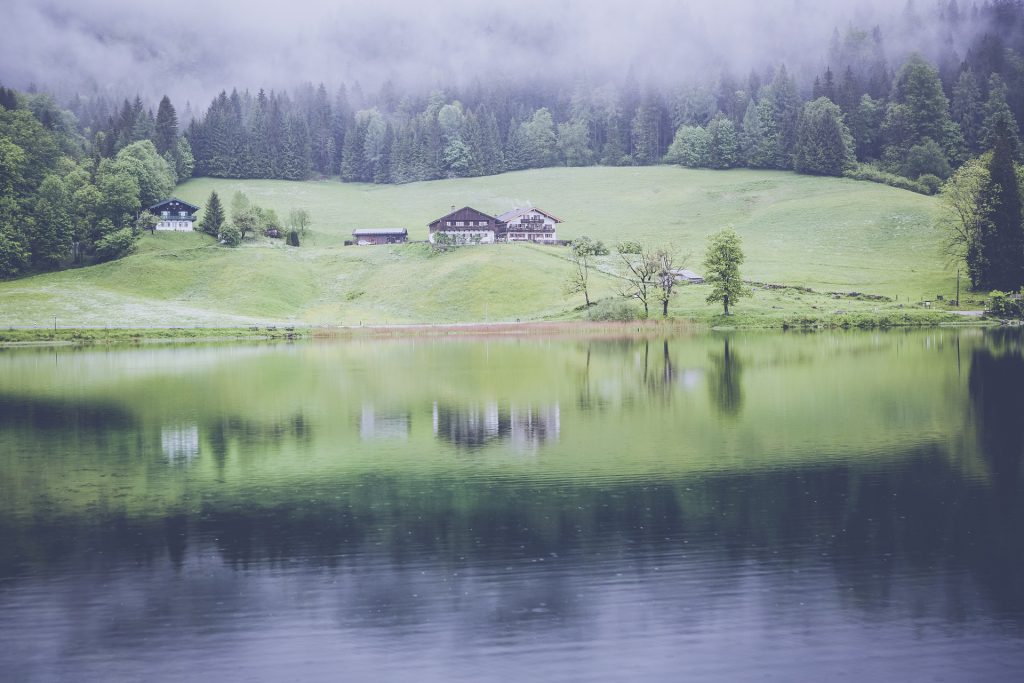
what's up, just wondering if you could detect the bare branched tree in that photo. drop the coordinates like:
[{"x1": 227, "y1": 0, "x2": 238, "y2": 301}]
[
  {"x1": 617, "y1": 242, "x2": 659, "y2": 318},
  {"x1": 565, "y1": 236, "x2": 608, "y2": 307},
  {"x1": 654, "y1": 246, "x2": 685, "y2": 318}
]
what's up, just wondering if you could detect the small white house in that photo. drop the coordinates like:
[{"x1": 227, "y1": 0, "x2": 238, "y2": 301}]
[
  {"x1": 496, "y1": 207, "x2": 562, "y2": 243},
  {"x1": 149, "y1": 198, "x2": 199, "y2": 231}
]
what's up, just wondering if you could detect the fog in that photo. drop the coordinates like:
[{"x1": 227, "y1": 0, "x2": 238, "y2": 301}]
[{"x1": 0, "y1": 0, "x2": 970, "y2": 107}]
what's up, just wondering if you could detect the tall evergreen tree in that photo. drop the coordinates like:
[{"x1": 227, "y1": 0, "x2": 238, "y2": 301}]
[
  {"x1": 976, "y1": 118, "x2": 1024, "y2": 290},
  {"x1": 153, "y1": 95, "x2": 178, "y2": 156},
  {"x1": 794, "y1": 97, "x2": 854, "y2": 176},
  {"x1": 198, "y1": 190, "x2": 225, "y2": 237},
  {"x1": 952, "y1": 69, "x2": 983, "y2": 154},
  {"x1": 981, "y1": 75, "x2": 1022, "y2": 157}
]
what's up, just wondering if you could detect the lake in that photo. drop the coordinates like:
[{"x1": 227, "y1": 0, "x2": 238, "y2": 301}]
[{"x1": 1, "y1": 329, "x2": 1022, "y2": 681}]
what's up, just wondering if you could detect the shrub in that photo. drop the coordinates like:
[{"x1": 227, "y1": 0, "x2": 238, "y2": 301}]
[
  {"x1": 218, "y1": 223, "x2": 242, "y2": 247},
  {"x1": 987, "y1": 290, "x2": 1024, "y2": 318},
  {"x1": 917, "y1": 173, "x2": 943, "y2": 195},
  {"x1": 587, "y1": 298, "x2": 639, "y2": 321},
  {"x1": 94, "y1": 227, "x2": 139, "y2": 261},
  {"x1": 843, "y1": 163, "x2": 932, "y2": 195}
]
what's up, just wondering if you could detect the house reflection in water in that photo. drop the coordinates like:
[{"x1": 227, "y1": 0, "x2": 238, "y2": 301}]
[
  {"x1": 360, "y1": 404, "x2": 411, "y2": 440},
  {"x1": 509, "y1": 404, "x2": 560, "y2": 450},
  {"x1": 161, "y1": 424, "x2": 199, "y2": 461},
  {"x1": 432, "y1": 401, "x2": 560, "y2": 450}
]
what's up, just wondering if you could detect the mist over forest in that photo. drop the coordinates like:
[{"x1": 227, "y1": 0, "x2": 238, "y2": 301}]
[{"x1": 0, "y1": 0, "x2": 1002, "y2": 107}]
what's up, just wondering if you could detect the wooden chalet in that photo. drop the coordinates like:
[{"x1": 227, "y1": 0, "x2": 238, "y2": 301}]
[
  {"x1": 495, "y1": 207, "x2": 562, "y2": 243},
  {"x1": 428, "y1": 207, "x2": 504, "y2": 245},
  {"x1": 149, "y1": 198, "x2": 199, "y2": 232},
  {"x1": 352, "y1": 228, "x2": 408, "y2": 245}
]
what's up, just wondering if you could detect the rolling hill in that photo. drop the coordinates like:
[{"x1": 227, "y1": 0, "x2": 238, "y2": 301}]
[{"x1": 0, "y1": 167, "x2": 952, "y2": 327}]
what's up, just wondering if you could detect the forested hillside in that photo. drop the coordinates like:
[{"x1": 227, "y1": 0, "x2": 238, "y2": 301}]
[
  {"x1": 57, "y1": 1, "x2": 1024, "y2": 191},
  {"x1": 4, "y1": 0, "x2": 1024, "y2": 287}
]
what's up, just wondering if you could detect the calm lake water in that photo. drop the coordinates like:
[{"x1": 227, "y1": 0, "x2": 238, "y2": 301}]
[{"x1": 1, "y1": 330, "x2": 1022, "y2": 681}]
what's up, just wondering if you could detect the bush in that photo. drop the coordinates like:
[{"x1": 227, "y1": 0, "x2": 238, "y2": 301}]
[
  {"x1": 94, "y1": 227, "x2": 139, "y2": 262},
  {"x1": 218, "y1": 223, "x2": 242, "y2": 247},
  {"x1": 917, "y1": 173, "x2": 943, "y2": 195},
  {"x1": 587, "y1": 298, "x2": 639, "y2": 321},
  {"x1": 987, "y1": 290, "x2": 1024, "y2": 318},
  {"x1": 843, "y1": 163, "x2": 932, "y2": 195}
]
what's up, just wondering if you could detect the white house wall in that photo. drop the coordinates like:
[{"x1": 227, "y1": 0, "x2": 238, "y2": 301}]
[{"x1": 155, "y1": 220, "x2": 194, "y2": 232}]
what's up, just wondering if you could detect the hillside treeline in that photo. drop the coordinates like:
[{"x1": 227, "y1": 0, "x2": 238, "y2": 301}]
[
  {"x1": 0, "y1": 89, "x2": 181, "y2": 278},
  {"x1": 64, "y1": 1, "x2": 1020, "y2": 191}
]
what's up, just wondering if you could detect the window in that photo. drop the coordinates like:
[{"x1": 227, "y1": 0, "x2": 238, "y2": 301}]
[
  {"x1": 180, "y1": 211, "x2": 187, "y2": 217},
  {"x1": 456, "y1": 221, "x2": 464, "y2": 226},
  {"x1": 479, "y1": 221, "x2": 487, "y2": 226},
  {"x1": 446, "y1": 221, "x2": 452, "y2": 226},
  {"x1": 162, "y1": 211, "x2": 169, "y2": 217}
]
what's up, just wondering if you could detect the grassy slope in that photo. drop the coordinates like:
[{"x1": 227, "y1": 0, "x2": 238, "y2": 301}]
[{"x1": 0, "y1": 167, "x2": 958, "y2": 327}]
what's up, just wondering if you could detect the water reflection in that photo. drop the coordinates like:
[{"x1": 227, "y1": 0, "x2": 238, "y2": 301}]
[
  {"x1": 707, "y1": 337, "x2": 743, "y2": 417},
  {"x1": 433, "y1": 401, "x2": 507, "y2": 449},
  {"x1": 360, "y1": 405, "x2": 410, "y2": 440},
  {"x1": 161, "y1": 425, "x2": 200, "y2": 461},
  {"x1": 432, "y1": 401, "x2": 561, "y2": 451},
  {"x1": 1, "y1": 331, "x2": 1023, "y2": 680}
]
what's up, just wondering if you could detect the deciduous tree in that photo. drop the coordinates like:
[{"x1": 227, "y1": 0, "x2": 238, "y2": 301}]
[{"x1": 703, "y1": 227, "x2": 751, "y2": 315}]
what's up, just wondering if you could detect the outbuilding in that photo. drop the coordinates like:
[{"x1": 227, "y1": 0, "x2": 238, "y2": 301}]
[{"x1": 352, "y1": 228, "x2": 408, "y2": 245}]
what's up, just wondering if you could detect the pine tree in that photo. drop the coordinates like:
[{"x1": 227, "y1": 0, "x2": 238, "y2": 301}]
[
  {"x1": 153, "y1": 95, "x2": 178, "y2": 156},
  {"x1": 794, "y1": 98, "x2": 854, "y2": 176},
  {"x1": 952, "y1": 70, "x2": 983, "y2": 154},
  {"x1": 976, "y1": 118, "x2": 1024, "y2": 290},
  {"x1": 981, "y1": 75, "x2": 1022, "y2": 157},
  {"x1": 769, "y1": 66, "x2": 801, "y2": 168},
  {"x1": 198, "y1": 191, "x2": 225, "y2": 237}
]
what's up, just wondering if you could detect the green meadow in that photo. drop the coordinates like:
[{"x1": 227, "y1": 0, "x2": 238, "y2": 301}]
[{"x1": 0, "y1": 167, "x2": 966, "y2": 328}]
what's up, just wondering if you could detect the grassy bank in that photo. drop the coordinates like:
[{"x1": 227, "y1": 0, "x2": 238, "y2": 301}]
[{"x1": 0, "y1": 167, "x2": 968, "y2": 329}]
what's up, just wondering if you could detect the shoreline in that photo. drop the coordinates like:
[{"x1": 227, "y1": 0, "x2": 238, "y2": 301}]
[{"x1": 0, "y1": 313, "x2": 997, "y2": 347}]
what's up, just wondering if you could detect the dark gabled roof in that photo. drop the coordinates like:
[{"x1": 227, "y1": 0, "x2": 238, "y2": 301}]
[
  {"x1": 428, "y1": 206, "x2": 502, "y2": 229},
  {"x1": 353, "y1": 228, "x2": 408, "y2": 236},
  {"x1": 148, "y1": 197, "x2": 200, "y2": 213},
  {"x1": 495, "y1": 206, "x2": 564, "y2": 223}
]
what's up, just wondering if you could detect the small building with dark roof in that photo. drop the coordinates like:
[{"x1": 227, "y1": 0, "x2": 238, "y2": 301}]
[
  {"x1": 149, "y1": 198, "x2": 199, "y2": 232},
  {"x1": 495, "y1": 207, "x2": 562, "y2": 243},
  {"x1": 428, "y1": 207, "x2": 505, "y2": 245},
  {"x1": 352, "y1": 228, "x2": 408, "y2": 245}
]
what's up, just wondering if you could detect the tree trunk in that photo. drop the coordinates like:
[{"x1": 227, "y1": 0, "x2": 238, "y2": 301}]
[
  {"x1": 662, "y1": 298, "x2": 669, "y2": 317},
  {"x1": 723, "y1": 295, "x2": 730, "y2": 316}
]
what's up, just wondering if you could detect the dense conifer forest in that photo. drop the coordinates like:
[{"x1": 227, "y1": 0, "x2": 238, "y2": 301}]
[{"x1": 3, "y1": 0, "x2": 1024, "y2": 289}]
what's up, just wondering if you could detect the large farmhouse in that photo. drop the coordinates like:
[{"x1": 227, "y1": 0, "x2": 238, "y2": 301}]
[
  {"x1": 149, "y1": 198, "x2": 199, "y2": 231},
  {"x1": 428, "y1": 206, "x2": 504, "y2": 244},
  {"x1": 428, "y1": 205, "x2": 563, "y2": 245},
  {"x1": 496, "y1": 207, "x2": 561, "y2": 243}
]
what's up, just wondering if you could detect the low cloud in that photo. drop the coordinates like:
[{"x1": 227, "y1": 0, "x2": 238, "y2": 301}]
[{"x1": 0, "y1": 0, "x2": 964, "y2": 108}]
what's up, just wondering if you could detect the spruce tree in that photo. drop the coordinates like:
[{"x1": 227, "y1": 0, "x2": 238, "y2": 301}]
[
  {"x1": 981, "y1": 75, "x2": 1022, "y2": 157},
  {"x1": 977, "y1": 119, "x2": 1024, "y2": 291},
  {"x1": 199, "y1": 191, "x2": 225, "y2": 237},
  {"x1": 153, "y1": 95, "x2": 178, "y2": 156},
  {"x1": 794, "y1": 98, "x2": 854, "y2": 176}
]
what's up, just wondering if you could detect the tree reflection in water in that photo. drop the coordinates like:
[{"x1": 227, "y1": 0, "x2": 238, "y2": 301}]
[{"x1": 708, "y1": 336, "x2": 743, "y2": 417}]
